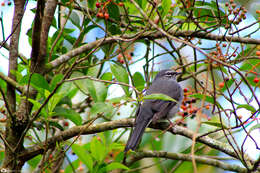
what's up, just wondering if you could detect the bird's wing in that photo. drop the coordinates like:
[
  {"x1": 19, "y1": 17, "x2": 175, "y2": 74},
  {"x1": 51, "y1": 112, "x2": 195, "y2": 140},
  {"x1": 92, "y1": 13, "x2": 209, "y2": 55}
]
[
  {"x1": 146, "y1": 78, "x2": 182, "y2": 101},
  {"x1": 151, "y1": 101, "x2": 174, "y2": 122},
  {"x1": 146, "y1": 78, "x2": 183, "y2": 121}
]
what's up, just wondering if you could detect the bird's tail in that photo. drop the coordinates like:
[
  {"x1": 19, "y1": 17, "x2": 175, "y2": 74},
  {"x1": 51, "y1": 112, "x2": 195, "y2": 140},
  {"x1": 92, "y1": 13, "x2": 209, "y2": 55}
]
[{"x1": 124, "y1": 119, "x2": 150, "y2": 152}]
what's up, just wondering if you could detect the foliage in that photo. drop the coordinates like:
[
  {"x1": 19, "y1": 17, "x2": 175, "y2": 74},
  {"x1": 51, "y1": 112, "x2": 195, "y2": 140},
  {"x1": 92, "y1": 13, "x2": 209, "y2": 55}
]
[{"x1": 0, "y1": 0, "x2": 259, "y2": 172}]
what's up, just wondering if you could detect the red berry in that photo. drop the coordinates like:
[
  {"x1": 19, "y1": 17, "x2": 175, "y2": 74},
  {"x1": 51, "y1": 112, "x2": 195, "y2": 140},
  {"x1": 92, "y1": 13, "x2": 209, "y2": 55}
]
[
  {"x1": 104, "y1": 13, "x2": 109, "y2": 20},
  {"x1": 256, "y1": 51, "x2": 260, "y2": 56},
  {"x1": 96, "y1": 2, "x2": 101, "y2": 8},
  {"x1": 1, "y1": 2, "x2": 5, "y2": 6},
  {"x1": 96, "y1": 12, "x2": 104, "y2": 18},
  {"x1": 181, "y1": 105, "x2": 187, "y2": 110},
  {"x1": 118, "y1": 2, "x2": 124, "y2": 6},
  {"x1": 222, "y1": 43, "x2": 227, "y2": 47},
  {"x1": 119, "y1": 59, "x2": 124, "y2": 64},
  {"x1": 218, "y1": 82, "x2": 225, "y2": 88},
  {"x1": 253, "y1": 77, "x2": 259, "y2": 83},
  {"x1": 225, "y1": 2, "x2": 229, "y2": 7},
  {"x1": 63, "y1": 121, "x2": 69, "y2": 127},
  {"x1": 183, "y1": 88, "x2": 188, "y2": 92}
]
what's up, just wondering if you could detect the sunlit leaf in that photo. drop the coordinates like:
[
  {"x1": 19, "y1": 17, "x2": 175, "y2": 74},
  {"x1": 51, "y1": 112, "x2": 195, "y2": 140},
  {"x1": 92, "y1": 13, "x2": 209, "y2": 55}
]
[
  {"x1": 249, "y1": 124, "x2": 260, "y2": 134},
  {"x1": 90, "y1": 136, "x2": 106, "y2": 162},
  {"x1": 72, "y1": 144, "x2": 93, "y2": 172},
  {"x1": 161, "y1": 0, "x2": 171, "y2": 17},
  {"x1": 143, "y1": 93, "x2": 177, "y2": 102},
  {"x1": 237, "y1": 104, "x2": 256, "y2": 113},
  {"x1": 53, "y1": 106, "x2": 82, "y2": 125},
  {"x1": 90, "y1": 102, "x2": 114, "y2": 117},
  {"x1": 202, "y1": 121, "x2": 227, "y2": 129},
  {"x1": 110, "y1": 63, "x2": 129, "y2": 96},
  {"x1": 105, "y1": 162, "x2": 129, "y2": 171},
  {"x1": 189, "y1": 94, "x2": 223, "y2": 109},
  {"x1": 133, "y1": 72, "x2": 145, "y2": 92}
]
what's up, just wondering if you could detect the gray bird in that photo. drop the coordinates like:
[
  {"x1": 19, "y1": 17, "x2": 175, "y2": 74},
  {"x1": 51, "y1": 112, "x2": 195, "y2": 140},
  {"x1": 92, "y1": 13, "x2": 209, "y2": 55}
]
[{"x1": 125, "y1": 69, "x2": 183, "y2": 152}]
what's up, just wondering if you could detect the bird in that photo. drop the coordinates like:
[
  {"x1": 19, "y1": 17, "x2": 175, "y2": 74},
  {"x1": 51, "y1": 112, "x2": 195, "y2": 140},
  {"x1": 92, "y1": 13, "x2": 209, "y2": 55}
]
[{"x1": 124, "y1": 69, "x2": 183, "y2": 152}]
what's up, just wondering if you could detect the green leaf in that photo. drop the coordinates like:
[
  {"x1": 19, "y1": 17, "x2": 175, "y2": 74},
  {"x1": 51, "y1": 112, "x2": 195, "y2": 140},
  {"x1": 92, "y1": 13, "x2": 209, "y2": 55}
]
[
  {"x1": 65, "y1": 159, "x2": 80, "y2": 173},
  {"x1": 133, "y1": 72, "x2": 145, "y2": 92},
  {"x1": 70, "y1": 11, "x2": 80, "y2": 28},
  {"x1": 202, "y1": 121, "x2": 227, "y2": 129},
  {"x1": 105, "y1": 162, "x2": 129, "y2": 171},
  {"x1": 71, "y1": 71, "x2": 107, "y2": 102},
  {"x1": 237, "y1": 104, "x2": 256, "y2": 113},
  {"x1": 66, "y1": 88, "x2": 78, "y2": 99},
  {"x1": 20, "y1": 73, "x2": 50, "y2": 91},
  {"x1": 51, "y1": 16, "x2": 57, "y2": 28},
  {"x1": 193, "y1": 1, "x2": 228, "y2": 26},
  {"x1": 161, "y1": 0, "x2": 171, "y2": 18},
  {"x1": 108, "y1": 23, "x2": 122, "y2": 35},
  {"x1": 143, "y1": 93, "x2": 177, "y2": 102},
  {"x1": 249, "y1": 124, "x2": 260, "y2": 134},
  {"x1": 101, "y1": 72, "x2": 112, "y2": 81},
  {"x1": 220, "y1": 79, "x2": 234, "y2": 92},
  {"x1": 239, "y1": 58, "x2": 260, "y2": 71},
  {"x1": 86, "y1": 78, "x2": 108, "y2": 102},
  {"x1": 59, "y1": 82, "x2": 73, "y2": 95},
  {"x1": 53, "y1": 107, "x2": 82, "y2": 125},
  {"x1": 110, "y1": 63, "x2": 129, "y2": 96},
  {"x1": 87, "y1": 0, "x2": 95, "y2": 9},
  {"x1": 58, "y1": 96, "x2": 72, "y2": 107},
  {"x1": 90, "y1": 102, "x2": 114, "y2": 117},
  {"x1": 189, "y1": 94, "x2": 223, "y2": 109},
  {"x1": 109, "y1": 95, "x2": 131, "y2": 104},
  {"x1": 0, "y1": 78, "x2": 6, "y2": 92},
  {"x1": 27, "y1": 98, "x2": 48, "y2": 117},
  {"x1": 50, "y1": 74, "x2": 64, "y2": 91},
  {"x1": 107, "y1": 3, "x2": 120, "y2": 20},
  {"x1": 49, "y1": 121, "x2": 64, "y2": 131},
  {"x1": 90, "y1": 136, "x2": 106, "y2": 162},
  {"x1": 28, "y1": 155, "x2": 41, "y2": 169},
  {"x1": 72, "y1": 144, "x2": 93, "y2": 172},
  {"x1": 46, "y1": 91, "x2": 64, "y2": 113}
]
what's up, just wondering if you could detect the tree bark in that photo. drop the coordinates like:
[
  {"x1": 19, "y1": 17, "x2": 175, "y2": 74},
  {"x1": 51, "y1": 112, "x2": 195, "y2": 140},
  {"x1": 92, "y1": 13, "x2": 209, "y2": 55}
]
[{"x1": 3, "y1": 0, "x2": 26, "y2": 171}]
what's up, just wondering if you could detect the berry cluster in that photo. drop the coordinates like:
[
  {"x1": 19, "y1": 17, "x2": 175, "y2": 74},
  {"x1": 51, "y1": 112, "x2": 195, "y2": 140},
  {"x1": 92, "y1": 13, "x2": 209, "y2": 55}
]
[
  {"x1": 117, "y1": 52, "x2": 133, "y2": 64},
  {"x1": 251, "y1": 50, "x2": 259, "y2": 84},
  {"x1": 225, "y1": 0, "x2": 247, "y2": 25},
  {"x1": 206, "y1": 42, "x2": 236, "y2": 67},
  {"x1": 96, "y1": 0, "x2": 124, "y2": 20},
  {"x1": 1, "y1": 0, "x2": 11, "y2": 6},
  {"x1": 178, "y1": 88, "x2": 211, "y2": 121},
  {"x1": 256, "y1": 10, "x2": 260, "y2": 20},
  {"x1": 116, "y1": 44, "x2": 134, "y2": 64}
]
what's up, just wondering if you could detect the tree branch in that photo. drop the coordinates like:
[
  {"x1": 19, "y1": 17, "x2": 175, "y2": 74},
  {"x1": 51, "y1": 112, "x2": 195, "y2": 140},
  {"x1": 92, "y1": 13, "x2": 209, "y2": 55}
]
[
  {"x1": 0, "y1": 72, "x2": 24, "y2": 93},
  {"x1": 45, "y1": 30, "x2": 260, "y2": 72},
  {"x1": 19, "y1": 118, "x2": 254, "y2": 165},
  {"x1": 126, "y1": 150, "x2": 247, "y2": 173}
]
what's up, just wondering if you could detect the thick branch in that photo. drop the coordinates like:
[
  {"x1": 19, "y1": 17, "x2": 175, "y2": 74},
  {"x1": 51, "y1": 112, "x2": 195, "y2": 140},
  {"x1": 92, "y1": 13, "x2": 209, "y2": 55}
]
[
  {"x1": 31, "y1": 0, "x2": 57, "y2": 73},
  {"x1": 7, "y1": 0, "x2": 25, "y2": 113},
  {"x1": 0, "y1": 41, "x2": 28, "y2": 64},
  {"x1": 19, "y1": 118, "x2": 253, "y2": 164},
  {"x1": 126, "y1": 150, "x2": 247, "y2": 173},
  {"x1": 45, "y1": 30, "x2": 260, "y2": 72},
  {"x1": 3, "y1": 0, "x2": 26, "y2": 170},
  {"x1": 0, "y1": 72, "x2": 24, "y2": 93}
]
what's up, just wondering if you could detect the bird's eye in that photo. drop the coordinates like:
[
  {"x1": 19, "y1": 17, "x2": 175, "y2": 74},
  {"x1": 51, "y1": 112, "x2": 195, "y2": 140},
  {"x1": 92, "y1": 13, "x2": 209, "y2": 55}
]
[{"x1": 165, "y1": 71, "x2": 173, "y2": 76}]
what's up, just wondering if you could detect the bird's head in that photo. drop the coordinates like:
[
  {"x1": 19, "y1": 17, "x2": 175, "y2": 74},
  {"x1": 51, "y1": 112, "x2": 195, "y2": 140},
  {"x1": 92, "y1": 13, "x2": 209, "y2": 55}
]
[{"x1": 154, "y1": 69, "x2": 182, "y2": 80}]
